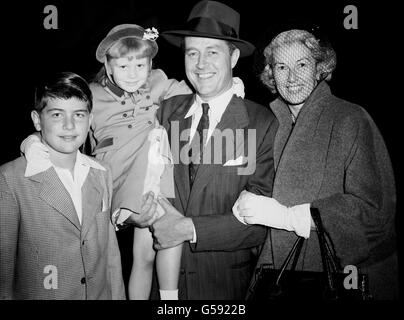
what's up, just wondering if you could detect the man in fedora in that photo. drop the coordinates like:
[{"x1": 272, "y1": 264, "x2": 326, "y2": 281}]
[{"x1": 148, "y1": 0, "x2": 278, "y2": 299}]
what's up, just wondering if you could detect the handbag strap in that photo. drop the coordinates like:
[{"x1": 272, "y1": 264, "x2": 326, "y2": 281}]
[
  {"x1": 275, "y1": 236, "x2": 305, "y2": 286},
  {"x1": 273, "y1": 208, "x2": 342, "y2": 294},
  {"x1": 310, "y1": 208, "x2": 339, "y2": 298}
]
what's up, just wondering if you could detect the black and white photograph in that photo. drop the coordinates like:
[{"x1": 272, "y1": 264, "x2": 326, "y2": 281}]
[{"x1": 0, "y1": 0, "x2": 401, "y2": 313}]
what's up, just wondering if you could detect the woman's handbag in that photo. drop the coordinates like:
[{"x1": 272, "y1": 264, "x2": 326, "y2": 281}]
[{"x1": 246, "y1": 208, "x2": 372, "y2": 300}]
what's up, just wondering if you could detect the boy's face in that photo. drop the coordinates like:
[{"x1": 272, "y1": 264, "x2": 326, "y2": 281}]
[
  {"x1": 31, "y1": 97, "x2": 92, "y2": 157},
  {"x1": 109, "y1": 52, "x2": 151, "y2": 93}
]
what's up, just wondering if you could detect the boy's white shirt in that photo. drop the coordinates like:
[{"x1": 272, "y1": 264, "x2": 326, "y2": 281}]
[{"x1": 25, "y1": 146, "x2": 106, "y2": 224}]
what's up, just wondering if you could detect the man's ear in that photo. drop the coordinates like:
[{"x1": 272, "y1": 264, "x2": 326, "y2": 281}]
[
  {"x1": 231, "y1": 48, "x2": 240, "y2": 69},
  {"x1": 31, "y1": 110, "x2": 41, "y2": 131}
]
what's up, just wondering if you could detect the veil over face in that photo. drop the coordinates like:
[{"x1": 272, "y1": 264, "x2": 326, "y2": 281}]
[{"x1": 272, "y1": 41, "x2": 318, "y2": 106}]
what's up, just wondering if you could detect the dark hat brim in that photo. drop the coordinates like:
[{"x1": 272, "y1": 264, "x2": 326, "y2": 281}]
[{"x1": 162, "y1": 30, "x2": 255, "y2": 57}]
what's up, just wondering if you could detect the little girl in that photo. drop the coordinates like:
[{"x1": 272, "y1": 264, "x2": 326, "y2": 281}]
[
  {"x1": 90, "y1": 24, "x2": 192, "y2": 300},
  {"x1": 22, "y1": 24, "x2": 246, "y2": 300}
]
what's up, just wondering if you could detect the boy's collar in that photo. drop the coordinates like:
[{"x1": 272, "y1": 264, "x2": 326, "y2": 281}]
[{"x1": 25, "y1": 150, "x2": 106, "y2": 177}]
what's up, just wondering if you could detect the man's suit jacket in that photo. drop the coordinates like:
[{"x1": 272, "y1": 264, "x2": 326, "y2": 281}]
[
  {"x1": 158, "y1": 94, "x2": 278, "y2": 299},
  {"x1": 0, "y1": 157, "x2": 125, "y2": 300}
]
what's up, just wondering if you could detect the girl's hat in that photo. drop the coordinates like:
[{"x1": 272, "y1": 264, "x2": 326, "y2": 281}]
[
  {"x1": 96, "y1": 24, "x2": 159, "y2": 62},
  {"x1": 161, "y1": 1, "x2": 255, "y2": 57}
]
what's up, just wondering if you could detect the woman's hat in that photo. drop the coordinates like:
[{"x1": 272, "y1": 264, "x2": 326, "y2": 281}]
[
  {"x1": 162, "y1": 1, "x2": 255, "y2": 57},
  {"x1": 96, "y1": 24, "x2": 159, "y2": 62}
]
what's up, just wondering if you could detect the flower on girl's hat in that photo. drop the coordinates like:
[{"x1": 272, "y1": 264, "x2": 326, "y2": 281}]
[{"x1": 143, "y1": 27, "x2": 159, "y2": 41}]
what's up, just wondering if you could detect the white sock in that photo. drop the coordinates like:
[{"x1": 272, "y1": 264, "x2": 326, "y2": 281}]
[{"x1": 159, "y1": 289, "x2": 178, "y2": 300}]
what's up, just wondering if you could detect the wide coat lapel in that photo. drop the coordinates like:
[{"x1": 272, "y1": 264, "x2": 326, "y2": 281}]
[
  {"x1": 167, "y1": 95, "x2": 195, "y2": 213},
  {"x1": 271, "y1": 82, "x2": 331, "y2": 206},
  {"x1": 30, "y1": 168, "x2": 81, "y2": 233},
  {"x1": 186, "y1": 95, "x2": 249, "y2": 213}
]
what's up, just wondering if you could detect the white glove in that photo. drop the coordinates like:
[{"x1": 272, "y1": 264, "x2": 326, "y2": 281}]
[
  {"x1": 21, "y1": 134, "x2": 49, "y2": 161},
  {"x1": 232, "y1": 190, "x2": 311, "y2": 238},
  {"x1": 145, "y1": 127, "x2": 170, "y2": 220},
  {"x1": 232, "y1": 77, "x2": 245, "y2": 98},
  {"x1": 22, "y1": 134, "x2": 52, "y2": 177}
]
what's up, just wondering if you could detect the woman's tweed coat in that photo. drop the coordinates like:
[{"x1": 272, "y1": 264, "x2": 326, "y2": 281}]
[{"x1": 258, "y1": 81, "x2": 398, "y2": 299}]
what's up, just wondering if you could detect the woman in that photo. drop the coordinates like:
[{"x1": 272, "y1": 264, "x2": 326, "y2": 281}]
[{"x1": 233, "y1": 29, "x2": 398, "y2": 299}]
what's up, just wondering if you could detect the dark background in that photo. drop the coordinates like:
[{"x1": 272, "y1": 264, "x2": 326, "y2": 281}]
[{"x1": 1, "y1": 0, "x2": 401, "y2": 298}]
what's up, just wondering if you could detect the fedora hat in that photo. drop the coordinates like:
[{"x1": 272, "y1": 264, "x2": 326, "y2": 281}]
[
  {"x1": 96, "y1": 24, "x2": 159, "y2": 62},
  {"x1": 162, "y1": 1, "x2": 255, "y2": 57}
]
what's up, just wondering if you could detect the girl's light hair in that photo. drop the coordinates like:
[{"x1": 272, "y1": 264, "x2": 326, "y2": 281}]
[
  {"x1": 106, "y1": 37, "x2": 158, "y2": 61},
  {"x1": 260, "y1": 29, "x2": 337, "y2": 93}
]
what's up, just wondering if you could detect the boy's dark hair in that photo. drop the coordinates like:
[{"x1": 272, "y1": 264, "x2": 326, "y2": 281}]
[{"x1": 34, "y1": 71, "x2": 93, "y2": 113}]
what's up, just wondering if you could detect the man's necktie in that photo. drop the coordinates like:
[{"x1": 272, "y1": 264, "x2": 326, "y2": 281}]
[{"x1": 189, "y1": 103, "x2": 210, "y2": 188}]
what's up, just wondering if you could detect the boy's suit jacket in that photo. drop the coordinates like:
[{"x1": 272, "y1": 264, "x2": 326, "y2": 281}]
[
  {"x1": 0, "y1": 157, "x2": 125, "y2": 300},
  {"x1": 158, "y1": 94, "x2": 278, "y2": 299}
]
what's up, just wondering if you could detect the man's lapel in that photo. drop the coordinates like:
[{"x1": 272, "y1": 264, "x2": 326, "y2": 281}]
[
  {"x1": 167, "y1": 95, "x2": 195, "y2": 212},
  {"x1": 30, "y1": 168, "x2": 81, "y2": 234},
  {"x1": 187, "y1": 96, "x2": 249, "y2": 211}
]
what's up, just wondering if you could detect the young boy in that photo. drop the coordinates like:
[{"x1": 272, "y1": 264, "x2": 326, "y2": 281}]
[{"x1": 0, "y1": 71, "x2": 125, "y2": 300}]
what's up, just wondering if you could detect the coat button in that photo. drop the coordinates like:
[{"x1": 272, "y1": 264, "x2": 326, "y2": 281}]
[
  {"x1": 121, "y1": 101, "x2": 126, "y2": 105},
  {"x1": 147, "y1": 121, "x2": 152, "y2": 125},
  {"x1": 81, "y1": 277, "x2": 86, "y2": 284},
  {"x1": 180, "y1": 269, "x2": 185, "y2": 275},
  {"x1": 128, "y1": 124, "x2": 132, "y2": 129},
  {"x1": 146, "y1": 95, "x2": 150, "y2": 99},
  {"x1": 123, "y1": 113, "x2": 127, "y2": 117}
]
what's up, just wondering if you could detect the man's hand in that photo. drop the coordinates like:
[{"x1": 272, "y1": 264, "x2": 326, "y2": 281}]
[
  {"x1": 151, "y1": 196, "x2": 194, "y2": 250},
  {"x1": 122, "y1": 192, "x2": 159, "y2": 228}
]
